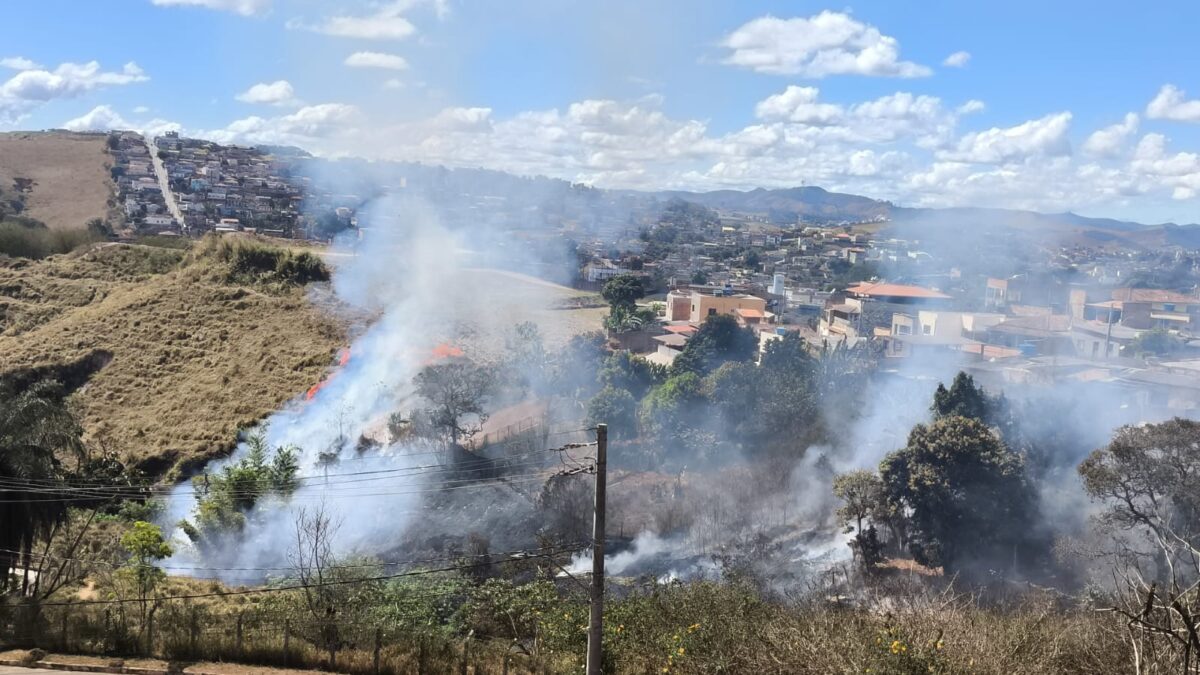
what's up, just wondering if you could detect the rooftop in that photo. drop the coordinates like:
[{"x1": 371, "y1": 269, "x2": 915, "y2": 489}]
[{"x1": 846, "y1": 282, "x2": 951, "y2": 300}]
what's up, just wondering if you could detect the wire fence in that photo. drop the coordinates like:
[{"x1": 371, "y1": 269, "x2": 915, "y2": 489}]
[{"x1": 1, "y1": 599, "x2": 560, "y2": 675}]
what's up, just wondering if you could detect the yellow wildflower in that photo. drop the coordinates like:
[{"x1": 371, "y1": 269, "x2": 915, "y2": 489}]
[
  {"x1": 677, "y1": 647, "x2": 685, "y2": 656},
  {"x1": 890, "y1": 640, "x2": 904, "y2": 655}
]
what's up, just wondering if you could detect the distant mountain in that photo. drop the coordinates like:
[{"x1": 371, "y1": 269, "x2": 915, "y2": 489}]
[
  {"x1": 654, "y1": 186, "x2": 890, "y2": 223},
  {"x1": 639, "y1": 186, "x2": 1200, "y2": 250}
]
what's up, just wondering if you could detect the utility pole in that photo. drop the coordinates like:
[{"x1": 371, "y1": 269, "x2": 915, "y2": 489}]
[{"x1": 586, "y1": 424, "x2": 608, "y2": 675}]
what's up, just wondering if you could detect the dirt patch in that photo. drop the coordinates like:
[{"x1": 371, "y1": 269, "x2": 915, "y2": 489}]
[{"x1": 0, "y1": 131, "x2": 114, "y2": 231}]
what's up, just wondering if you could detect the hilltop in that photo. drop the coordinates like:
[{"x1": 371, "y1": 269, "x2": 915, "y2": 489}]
[
  {"x1": 0, "y1": 239, "x2": 347, "y2": 476},
  {"x1": 0, "y1": 131, "x2": 116, "y2": 231}
]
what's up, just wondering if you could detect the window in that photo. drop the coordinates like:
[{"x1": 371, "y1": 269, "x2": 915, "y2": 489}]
[
  {"x1": 707, "y1": 308, "x2": 717, "y2": 316},
  {"x1": 1164, "y1": 303, "x2": 1176, "y2": 312},
  {"x1": 922, "y1": 324, "x2": 932, "y2": 335}
]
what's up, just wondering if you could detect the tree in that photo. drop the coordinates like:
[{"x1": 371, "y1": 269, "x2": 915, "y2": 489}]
[
  {"x1": 670, "y1": 314, "x2": 758, "y2": 376},
  {"x1": 179, "y1": 429, "x2": 301, "y2": 553},
  {"x1": 833, "y1": 471, "x2": 889, "y2": 571},
  {"x1": 1079, "y1": 418, "x2": 1200, "y2": 669},
  {"x1": 117, "y1": 521, "x2": 172, "y2": 643},
  {"x1": 1132, "y1": 329, "x2": 1185, "y2": 356},
  {"x1": 601, "y1": 274, "x2": 644, "y2": 312},
  {"x1": 879, "y1": 416, "x2": 1040, "y2": 575},
  {"x1": 0, "y1": 378, "x2": 81, "y2": 593},
  {"x1": 587, "y1": 386, "x2": 637, "y2": 440},
  {"x1": 639, "y1": 372, "x2": 708, "y2": 443},
  {"x1": 505, "y1": 322, "x2": 548, "y2": 396},
  {"x1": 691, "y1": 270, "x2": 708, "y2": 285},
  {"x1": 414, "y1": 358, "x2": 496, "y2": 445},
  {"x1": 599, "y1": 351, "x2": 664, "y2": 400},
  {"x1": 931, "y1": 372, "x2": 993, "y2": 422}
]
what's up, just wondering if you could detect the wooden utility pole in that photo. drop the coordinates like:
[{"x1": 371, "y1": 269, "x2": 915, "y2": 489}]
[{"x1": 586, "y1": 424, "x2": 608, "y2": 675}]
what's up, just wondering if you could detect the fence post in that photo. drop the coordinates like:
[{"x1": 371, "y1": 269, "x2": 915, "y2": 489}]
[
  {"x1": 60, "y1": 607, "x2": 69, "y2": 652},
  {"x1": 146, "y1": 608, "x2": 155, "y2": 656},
  {"x1": 236, "y1": 612, "x2": 244, "y2": 657},
  {"x1": 417, "y1": 637, "x2": 427, "y2": 673},
  {"x1": 282, "y1": 621, "x2": 290, "y2": 667},
  {"x1": 459, "y1": 637, "x2": 470, "y2": 675},
  {"x1": 103, "y1": 609, "x2": 112, "y2": 652},
  {"x1": 189, "y1": 607, "x2": 199, "y2": 657},
  {"x1": 373, "y1": 627, "x2": 382, "y2": 675}
]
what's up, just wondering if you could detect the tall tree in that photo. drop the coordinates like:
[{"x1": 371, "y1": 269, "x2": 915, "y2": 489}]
[
  {"x1": 0, "y1": 378, "x2": 79, "y2": 592},
  {"x1": 600, "y1": 274, "x2": 644, "y2": 312},
  {"x1": 879, "y1": 416, "x2": 1040, "y2": 575},
  {"x1": 1079, "y1": 418, "x2": 1200, "y2": 671},
  {"x1": 414, "y1": 358, "x2": 496, "y2": 445}
]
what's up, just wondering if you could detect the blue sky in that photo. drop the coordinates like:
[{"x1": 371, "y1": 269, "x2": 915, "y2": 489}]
[{"x1": 3, "y1": 0, "x2": 1200, "y2": 223}]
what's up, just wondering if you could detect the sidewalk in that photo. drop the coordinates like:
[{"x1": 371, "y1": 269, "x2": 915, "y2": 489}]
[{"x1": 0, "y1": 652, "x2": 340, "y2": 675}]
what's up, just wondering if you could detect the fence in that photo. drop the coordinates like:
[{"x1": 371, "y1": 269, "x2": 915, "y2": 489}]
[{"x1": 0, "y1": 601, "x2": 556, "y2": 675}]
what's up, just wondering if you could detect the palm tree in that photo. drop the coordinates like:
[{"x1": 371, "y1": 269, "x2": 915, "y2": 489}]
[{"x1": 0, "y1": 379, "x2": 79, "y2": 593}]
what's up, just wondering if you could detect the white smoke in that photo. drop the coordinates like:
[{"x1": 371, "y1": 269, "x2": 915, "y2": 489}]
[{"x1": 160, "y1": 191, "x2": 569, "y2": 581}]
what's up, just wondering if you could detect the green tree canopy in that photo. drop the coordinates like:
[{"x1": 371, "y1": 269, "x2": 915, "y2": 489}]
[
  {"x1": 879, "y1": 416, "x2": 1040, "y2": 575},
  {"x1": 588, "y1": 386, "x2": 638, "y2": 440},
  {"x1": 670, "y1": 314, "x2": 758, "y2": 376},
  {"x1": 600, "y1": 274, "x2": 645, "y2": 312}
]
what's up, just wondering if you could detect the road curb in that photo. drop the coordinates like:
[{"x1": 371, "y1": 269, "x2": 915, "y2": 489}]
[{"x1": 0, "y1": 658, "x2": 213, "y2": 675}]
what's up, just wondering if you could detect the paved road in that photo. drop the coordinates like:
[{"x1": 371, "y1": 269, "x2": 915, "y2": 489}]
[
  {"x1": 0, "y1": 667, "x2": 66, "y2": 675},
  {"x1": 146, "y1": 136, "x2": 184, "y2": 226}
]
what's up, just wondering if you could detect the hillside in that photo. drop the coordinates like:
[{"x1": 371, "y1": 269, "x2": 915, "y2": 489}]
[
  {"x1": 0, "y1": 242, "x2": 347, "y2": 475},
  {"x1": 0, "y1": 131, "x2": 115, "y2": 230}
]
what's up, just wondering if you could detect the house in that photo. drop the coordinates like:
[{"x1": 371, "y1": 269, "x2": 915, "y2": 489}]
[
  {"x1": 584, "y1": 260, "x2": 629, "y2": 283},
  {"x1": 821, "y1": 282, "x2": 951, "y2": 339},
  {"x1": 1110, "y1": 288, "x2": 1200, "y2": 331},
  {"x1": 665, "y1": 289, "x2": 767, "y2": 324},
  {"x1": 885, "y1": 311, "x2": 1004, "y2": 358}
]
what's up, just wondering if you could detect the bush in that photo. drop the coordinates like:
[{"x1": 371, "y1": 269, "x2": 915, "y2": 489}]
[
  {"x1": 0, "y1": 217, "x2": 104, "y2": 259},
  {"x1": 191, "y1": 234, "x2": 330, "y2": 287}
]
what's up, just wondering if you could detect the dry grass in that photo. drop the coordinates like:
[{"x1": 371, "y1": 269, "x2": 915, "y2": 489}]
[
  {"x1": 0, "y1": 242, "x2": 347, "y2": 475},
  {"x1": 0, "y1": 131, "x2": 113, "y2": 231}
]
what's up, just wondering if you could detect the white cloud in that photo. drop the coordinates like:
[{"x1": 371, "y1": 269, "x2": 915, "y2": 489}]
[
  {"x1": 205, "y1": 103, "x2": 359, "y2": 147},
  {"x1": 956, "y1": 99, "x2": 985, "y2": 115},
  {"x1": 149, "y1": 0, "x2": 270, "y2": 16},
  {"x1": 0, "y1": 61, "x2": 148, "y2": 125},
  {"x1": 287, "y1": 1, "x2": 447, "y2": 40},
  {"x1": 345, "y1": 51, "x2": 410, "y2": 71},
  {"x1": 1082, "y1": 113, "x2": 1139, "y2": 158},
  {"x1": 942, "y1": 51, "x2": 971, "y2": 68},
  {"x1": 133, "y1": 105, "x2": 151, "y2": 114},
  {"x1": 235, "y1": 80, "x2": 297, "y2": 106},
  {"x1": 721, "y1": 12, "x2": 931, "y2": 78},
  {"x1": 62, "y1": 105, "x2": 181, "y2": 137},
  {"x1": 1146, "y1": 84, "x2": 1200, "y2": 123},
  {"x1": 63, "y1": 105, "x2": 129, "y2": 131},
  {"x1": 754, "y1": 86, "x2": 843, "y2": 125},
  {"x1": 1, "y1": 57, "x2": 40, "y2": 71},
  {"x1": 941, "y1": 112, "x2": 1072, "y2": 163}
]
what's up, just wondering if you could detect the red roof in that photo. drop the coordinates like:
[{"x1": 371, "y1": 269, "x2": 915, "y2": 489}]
[
  {"x1": 846, "y1": 282, "x2": 950, "y2": 300},
  {"x1": 734, "y1": 308, "x2": 764, "y2": 318}
]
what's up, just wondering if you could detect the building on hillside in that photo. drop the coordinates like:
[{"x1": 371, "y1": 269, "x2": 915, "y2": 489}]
[
  {"x1": 884, "y1": 310, "x2": 1005, "y2": 358},
  {"x1": 1111, "y1": 288, "x2": 1200, "y2": 331},
  {"x1": 821, "y1": 282, "x2": 952, "y2": 339},
  {"x1": 665, "y1": 289, "x2": 768, "y2": 324}
]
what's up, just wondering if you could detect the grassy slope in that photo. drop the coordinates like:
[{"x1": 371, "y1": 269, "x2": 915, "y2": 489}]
[
  {"x1": 0, "y1": 131, "x2": 113, "y2": 230},
  {"x1": 0, "y1": 243, "x2": 346, "y2": 475}
]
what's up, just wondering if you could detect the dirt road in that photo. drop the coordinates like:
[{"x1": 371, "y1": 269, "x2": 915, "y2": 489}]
[{"x1": 146, "y1": 136, "x2": 184, "y2": 225}]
